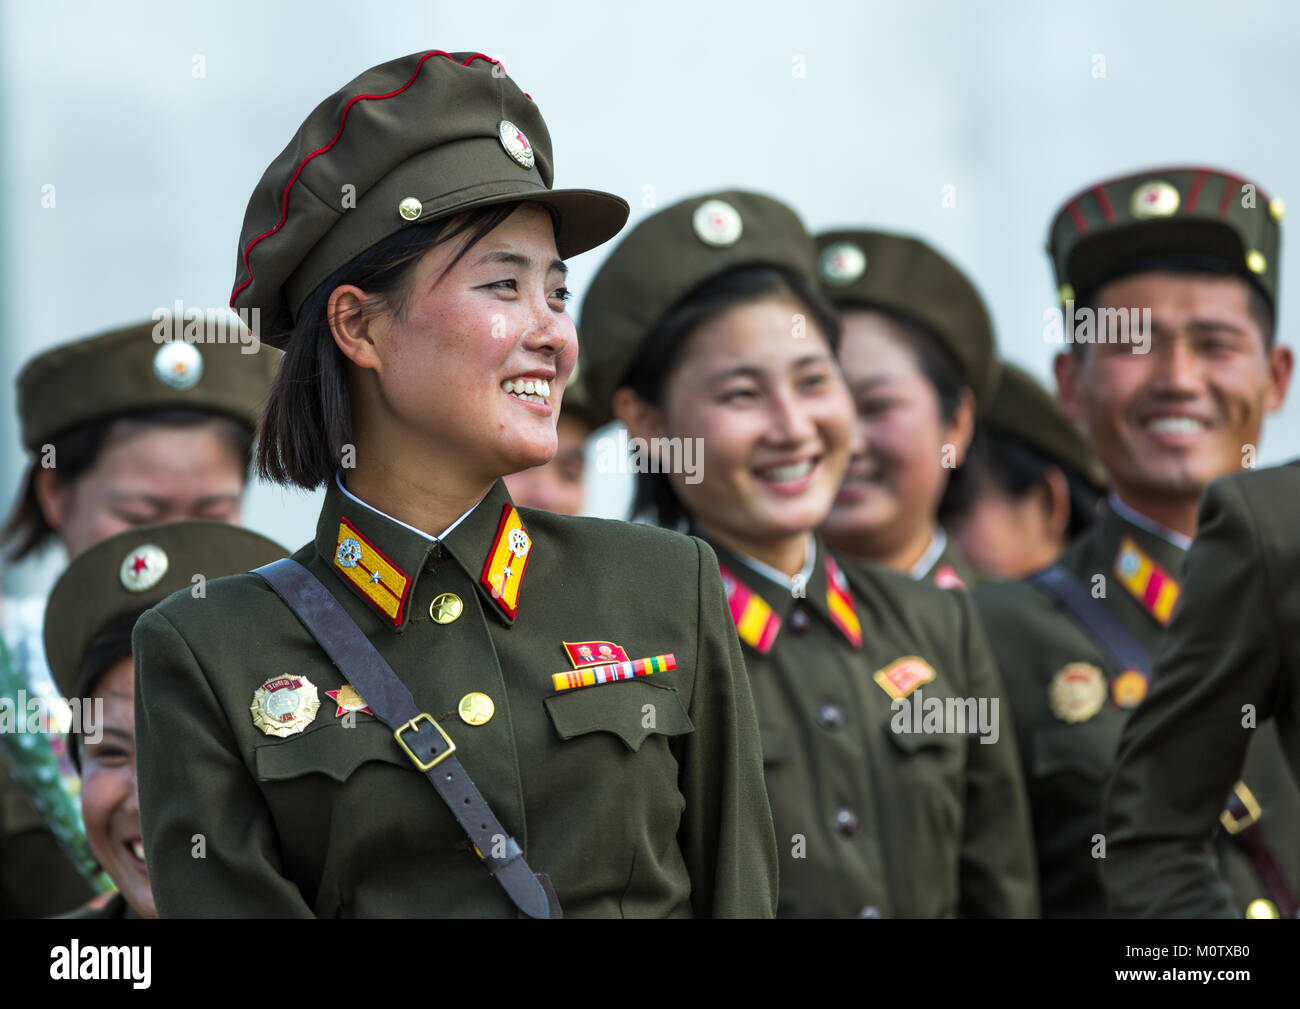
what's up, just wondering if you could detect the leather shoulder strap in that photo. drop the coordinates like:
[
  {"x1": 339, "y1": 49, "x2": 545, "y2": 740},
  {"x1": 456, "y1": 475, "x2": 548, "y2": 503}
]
[
  {"x1": 1030, "y1": 564, "x2": 1151, "y2": 676},
  {"x1": 253, "y1": 558, "x2": 560, "y2": 919}
]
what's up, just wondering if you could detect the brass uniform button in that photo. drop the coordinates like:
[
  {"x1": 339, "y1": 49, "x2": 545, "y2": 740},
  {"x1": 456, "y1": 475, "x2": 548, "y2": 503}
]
[
  {"x1": 787, "y1": 608, "x2": 812, "y2": 634},
  {"x1": 1246, "y1": 898, "x2": 1279, "y2": 919},
  {"x1": 429, "y1": 592, "x2": 463, "y2": 624},
  {"x1": 458, "y1": 692, "x2": 494, "y2": 726}
]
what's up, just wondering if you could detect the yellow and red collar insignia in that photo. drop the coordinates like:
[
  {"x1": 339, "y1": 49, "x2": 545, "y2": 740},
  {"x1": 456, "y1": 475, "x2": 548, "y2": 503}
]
[
  {"x1": 718, "y1": 564, "x2": 782, "y2": 654},
  {"x1": 334, "y1": 517, "x2": 412, "y2": 626},
  {"x1": 563, "y1": 640, "x2": 631, "y2": 668},
  {"x1": 1114, "y1": 536, "x2": 1181, "y2": 625},
  {"x1": 480, "y1": 503, "x2": 532, "y2": 619},
  {"x1": 824, "y1": 557, "x2": 863, "y2": 649}
]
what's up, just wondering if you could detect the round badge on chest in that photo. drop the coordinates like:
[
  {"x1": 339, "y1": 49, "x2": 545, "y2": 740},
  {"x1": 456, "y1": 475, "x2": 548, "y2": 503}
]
[
  {"x1": 251, "y1": 675, "x2": 321, "y2": 737},
  {"x1": 1049, "y1": 662, "x2": 1107, "y2": 723}
]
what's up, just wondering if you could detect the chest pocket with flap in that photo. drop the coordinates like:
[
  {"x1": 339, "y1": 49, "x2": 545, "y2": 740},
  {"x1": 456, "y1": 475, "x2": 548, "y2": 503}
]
[
  {"x1": 254, "y1": 720, "x2": 415, "y2": 783},
  {"x1": 544, "y1": 678, "x2": 695, "y2": 752}
]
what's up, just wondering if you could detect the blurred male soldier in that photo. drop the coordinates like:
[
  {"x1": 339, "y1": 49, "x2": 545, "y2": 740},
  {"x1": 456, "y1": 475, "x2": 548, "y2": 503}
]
[
  {"x1": 1104, "y1": 460, "x2": 1300, "y2": 916},
  {"x1": 973, "y1": 167, "x2": 1298, "y2": 917}
]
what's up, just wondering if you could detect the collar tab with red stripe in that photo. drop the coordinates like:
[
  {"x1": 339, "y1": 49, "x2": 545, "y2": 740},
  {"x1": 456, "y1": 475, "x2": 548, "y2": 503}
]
[{"x1": 718, "y1": 556, "x2": 862, "y2": 654}]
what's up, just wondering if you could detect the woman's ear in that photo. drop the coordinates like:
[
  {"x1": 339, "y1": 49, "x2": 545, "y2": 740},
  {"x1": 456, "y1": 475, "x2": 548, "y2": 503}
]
[
  {"x1": 944, "y1": 387, "x2": 977, "y2": 466},
  {"x1": 1040, "y1": 466, "x2": 1073, "y2": 545},
  {"x1": 328, "y1": 285, "x2": 384, "y2": 372},
  {"x1": 33, "y1": 465, "x2": 68, "y2": 532},
  {"x1": 612, "y1": 387, "x2": 664, "y2": 442}
]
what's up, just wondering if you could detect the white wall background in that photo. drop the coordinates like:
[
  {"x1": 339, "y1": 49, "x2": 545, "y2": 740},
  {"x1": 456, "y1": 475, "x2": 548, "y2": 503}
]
[{"x1": 4, "y1": 0, "x2": 1298, "y2": 594}]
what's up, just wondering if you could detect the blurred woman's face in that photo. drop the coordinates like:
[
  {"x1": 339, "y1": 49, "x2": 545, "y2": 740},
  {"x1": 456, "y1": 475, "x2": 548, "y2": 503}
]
[
  {"x1": 821, "y1": 309, "x2": 968, "y2": 564},
  {"x1": 80, "y1": 657, "x2": 155, "y2": 918},
  {"x1": 655, "y1": 295, "x2": 854, "y2": 556}
]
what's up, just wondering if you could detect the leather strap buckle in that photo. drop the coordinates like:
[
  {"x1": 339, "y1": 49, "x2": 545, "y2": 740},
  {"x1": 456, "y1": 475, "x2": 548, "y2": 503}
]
[
  {"x1": 394, "y1": 713, "x2": 456, "y2": 771},
  {"x1": 1220, "y1": 780, "x2": 1262, "y2": 836}
]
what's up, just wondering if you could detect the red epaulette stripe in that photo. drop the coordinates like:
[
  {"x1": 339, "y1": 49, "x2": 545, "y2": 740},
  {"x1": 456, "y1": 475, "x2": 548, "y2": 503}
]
[
  {"x1": 1217, "y1": 174, "x2": 1239, "y2": 218},
  {"x1": 1066, "y1": 201, "x2": 1088, "y2": 234},
  {"x1": 230, "y1": 51, "x2": 506, "y2": 310},
  {"x1": 1091, "y1": 186, "x2": 1117, "y2": 225},
  {"x1": 1184, "y1": 169, "x2": 1209, "y2": 213}
]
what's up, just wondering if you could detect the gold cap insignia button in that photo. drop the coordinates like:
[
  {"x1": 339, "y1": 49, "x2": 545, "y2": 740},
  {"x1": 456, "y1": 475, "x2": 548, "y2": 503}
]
[
  {"x1": 398, "y1": 196, "x2": 423, "y2": 221},
  {"x1": 119, "y1": 545, "x2": 169, "y2": 592},
  {"x1": 1246, "y1": 249, "x2": 1267, "y2": 274},
  {"x1": 1246, "y1": 899, "x2": 1279, "y2": 919},
  {"x1": 819, "y1": 242, "x2": 867, "y2": 285},
  {"x1": 1131, "y1": 180, "x2": 1180, "y2": 219},
  {"x1": 458, "y1": 692, "x2": 495, "y2": 726},
  {"x1": 429, "y1": 592, "x2": 463, "y2": 624},
  {"x1": 692, "y1": 199, "x2": 743, "y2": 247},
  {"x1": 152, "y1": 341, "x2": 204, "y2": 390},
  {"x1": 1049, "y1": 662, "x2": 1108, "y2": 723},
  {"x1": 251, "y1": 675, "x2": 320, "y2": 737}
]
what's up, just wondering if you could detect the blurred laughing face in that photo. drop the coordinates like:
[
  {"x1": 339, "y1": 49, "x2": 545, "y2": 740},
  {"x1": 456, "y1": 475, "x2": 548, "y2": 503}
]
[
  {"x1": 656, "y1": 295, "x2": 854, "y2": 555},
  {"x1": 80, "y1": 657, "x2": 155, "y2": 918}
]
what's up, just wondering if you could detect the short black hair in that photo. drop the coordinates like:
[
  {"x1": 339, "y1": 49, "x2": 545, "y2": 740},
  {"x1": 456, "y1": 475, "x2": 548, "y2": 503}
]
[
  {"x1": 2, "y1": 408, "x2": 254, "y2": 561},
  {"x1": 620, "y1": 264, "x2": 841, "y2": 529},
  {"x1": 68, "y1": 610, "x2": 141, "y2": 773},
  {"x1": 1074, "y1": 256, "x2": 1275, "y2": 357},
  {"x1": 256, "y1": 202, "x2": 534, "y2": 489},
  {"x1": 947, "y1": 426, "x2": 1100, "y2": 541}
]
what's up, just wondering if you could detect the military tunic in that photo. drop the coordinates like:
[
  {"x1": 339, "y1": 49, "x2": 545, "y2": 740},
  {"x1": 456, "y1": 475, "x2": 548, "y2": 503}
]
[
  {"x1": 134, "y1": 477, "x2": 777, "y2": 917},
  {"x1": 1104, "y1": 462, "x2": 1300, "y2": 916},
  {"x1": 973, "y1": 500, "x2": 1300, "y2": 916},
  {"x1": 912, "y1": 528, "x2": 983, "y2": 590},
  {"x1": 707, "y1": 536, "x2": 1036, "y2": 917},
  {"x1": 0, "y1": 763, "x2": 93, "y2": 917}
]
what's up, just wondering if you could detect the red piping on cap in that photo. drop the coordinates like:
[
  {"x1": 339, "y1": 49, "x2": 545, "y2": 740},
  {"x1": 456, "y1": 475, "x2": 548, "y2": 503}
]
[
  {"x1": 1217, "y1": 174, "x2": 1239, "y2": 218},
  {"x1": 1184, "y1": 169, "x2": 1208, "y2": 213},
  {"x1": 1091, "y1": 185, "x2": 1116, "y2": 225},
  {"x1": 230, "y1": 51, "x2": 505, "y2": 310},
  {"x1": 1066, "y1": 201, "x2": 1088, "y2": 234}
]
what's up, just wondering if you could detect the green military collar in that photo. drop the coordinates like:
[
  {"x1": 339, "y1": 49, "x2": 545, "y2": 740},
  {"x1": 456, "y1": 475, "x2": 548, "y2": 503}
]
[
  {"x1": 704, "y1": 535, "x2": 864, "y2": 653},
  {"x1": 313, "y1": 474, "x2": 527, "y2": 632}
]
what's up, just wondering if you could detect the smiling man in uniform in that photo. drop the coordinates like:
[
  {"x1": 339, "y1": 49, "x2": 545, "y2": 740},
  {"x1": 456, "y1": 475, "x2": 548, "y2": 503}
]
[{"x1": 972, "y1": 166, "x2": 1298, "y2": 917}]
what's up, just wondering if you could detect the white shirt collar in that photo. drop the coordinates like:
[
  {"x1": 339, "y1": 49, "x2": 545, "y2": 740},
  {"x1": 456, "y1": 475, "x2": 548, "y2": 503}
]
[
  {"x1": 335, "y1": 471, "x2": 479, "y2": 543},
  {"x1": 730, "y1": 533, "x2": 818, "y2": 594},
  {"x1": 908, "y1": 527, "x2": 949, "y2": 580},
  {"x1": 1107, "y1": 492, "x2": 1193, "y2": 552}
]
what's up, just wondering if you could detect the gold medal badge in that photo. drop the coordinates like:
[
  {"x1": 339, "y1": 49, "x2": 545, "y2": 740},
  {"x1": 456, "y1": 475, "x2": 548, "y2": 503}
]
[
  {"x1": 1049, "y1": 663, "x2": 1107, "y2": 723},
  {"x1": 1111, "y1": 669, "x2": 1148, "y2": 709},
  {"x1": 251, "y1": 675, "x2": 321, "y2": 737}
]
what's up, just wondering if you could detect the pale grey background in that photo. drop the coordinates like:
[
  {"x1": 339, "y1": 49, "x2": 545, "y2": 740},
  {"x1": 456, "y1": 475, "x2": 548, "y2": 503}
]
[{"x1": 4, "y1": 0, "x2": 1297, "y2": 594}]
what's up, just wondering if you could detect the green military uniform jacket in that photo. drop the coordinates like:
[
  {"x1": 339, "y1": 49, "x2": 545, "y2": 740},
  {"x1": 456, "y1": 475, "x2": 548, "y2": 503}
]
[
  {"x1": 973, "y1": 500, "x2": 1300, "y2": 916},
  {"x1": 56, "y1": 892, "x2": 138, "y2": 920},
  {"x1": 1, "y1": 762, "x2": 93, "y2": 917},
  {"x1": 134, "y1": 477, "x2": 777, "y2": 918},
  {"x1": 1104, "y1": 462, "x2": 1300, "y2": 916},
  {"x1": 913, "y1": 528, "x2": 983, "y2": 591},
  {"x1": 707, "y1": 536, "x2": 1036, "y2": 917}
]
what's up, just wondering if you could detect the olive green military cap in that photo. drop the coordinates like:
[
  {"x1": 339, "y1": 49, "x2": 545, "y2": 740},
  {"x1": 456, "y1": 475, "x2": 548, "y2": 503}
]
[
  {"x1": 16, "y1": 319, "x2": 280, "y2": 451},
  {"x1": 1048, "y1": 165, "x2": 1283, "y2": 311},
  {"x1": 815, "y1": 230, "x2": 1000, "y2": 409},
  {"x1": 983, "y1": 363, "x2": 1107, "y2": 491},
  {"x1": 579, "y1": 190, "x2": 817, "y2": 422},
  {"x1": 231, "y1": 50, "x2": 629, "y2": 348},
  {"x1": 45, "y1": 520, "x2": 288, "y2": 699}
]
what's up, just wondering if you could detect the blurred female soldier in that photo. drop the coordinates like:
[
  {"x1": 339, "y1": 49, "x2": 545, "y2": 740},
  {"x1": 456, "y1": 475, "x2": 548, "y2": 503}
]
[
  {"x1": 47, "y1": 521, "x2": 287, "y2": 918},
  {"x1": 947, "y1": 363, "x2": 1105, "y2": 578},
  {"x1": 579, "y1": 190, "x2": 1036, "y2": 917},
  {"x1": 132, "y1": 51, "x2": 777, "y2": 918},
  {"x1": 1, "y1": 321, "x2": 277, "y2": 917},
  {"x1": 814, "y1": 231, "x2": 998, "y2": 589}
]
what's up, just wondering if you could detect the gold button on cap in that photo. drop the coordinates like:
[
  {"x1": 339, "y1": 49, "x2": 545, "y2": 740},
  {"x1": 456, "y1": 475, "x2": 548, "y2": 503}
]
[
  {"x1": 398, "y1": 196, "x2": 423, "y2": 221},
  {"x1": 1245, "y1": 899, "x2": 1279, "y2": 919},
  {"x1": 458, "y1": 692, "x2": 494, "y2": 726},
  {"x1": 429, "y1": 592, "x2": 463, "y2": 624}
]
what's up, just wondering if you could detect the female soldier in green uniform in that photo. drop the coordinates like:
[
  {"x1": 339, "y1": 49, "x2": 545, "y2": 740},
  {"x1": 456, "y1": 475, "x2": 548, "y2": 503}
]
[
  {"x1": 1, "y1": 320, "x2": 277, "y2": 917},
  {"x1": 132, "y1": 51, "x2": 777, "y2": 918},
  {"x1": 579, "y1": 190, "x2": 1036, "y2": 917},
  {"x1": 47, "y1": 521, "x2": 287, "y2": 919},
  {"x1": 813, "y1": 231, "x2": 998, "y2": 588}
]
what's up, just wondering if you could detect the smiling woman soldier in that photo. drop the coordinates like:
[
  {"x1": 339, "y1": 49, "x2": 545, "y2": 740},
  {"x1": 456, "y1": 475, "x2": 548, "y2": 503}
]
[
  {"x1": 579, "y1": 190, "x2": 1036, "y2": 918},
  {"x1": 131, "y1": 51, "x2": 777, "y2": 918}
]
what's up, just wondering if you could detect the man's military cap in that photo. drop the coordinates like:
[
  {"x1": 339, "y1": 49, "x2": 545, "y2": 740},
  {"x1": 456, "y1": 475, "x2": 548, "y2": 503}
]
[
  {"x1": 231, "y1": 50, "x2": 630, "y2": 348},
  {"x1": 983, "y1": 363, "x2": 1107, "y2": 491},
  {"x1": 814, "y1": 230, "x2": 1000, "y2": 410},
  {"x1": 1048, "y1": 166, "x2": 1283, "y2": 311},
  {"x1": 16, "y1": 320, "x2": 280, "y2": 451},
  {"x1": 579, "y1": 190, "x2": 817, "y2": 422},
  {"x1": 45, "y1": 520, "x2": 288, "y2": 700}
]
